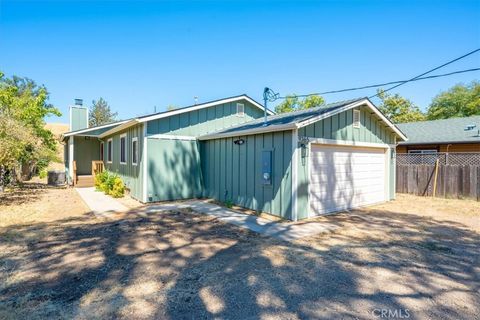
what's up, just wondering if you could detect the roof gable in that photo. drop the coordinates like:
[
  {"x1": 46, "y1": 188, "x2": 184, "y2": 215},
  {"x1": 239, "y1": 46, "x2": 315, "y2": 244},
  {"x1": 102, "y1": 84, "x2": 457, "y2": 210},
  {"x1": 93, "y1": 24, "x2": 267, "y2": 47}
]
[{"x1": 199, "y1": 98, "x2": 407, "y2": 141}]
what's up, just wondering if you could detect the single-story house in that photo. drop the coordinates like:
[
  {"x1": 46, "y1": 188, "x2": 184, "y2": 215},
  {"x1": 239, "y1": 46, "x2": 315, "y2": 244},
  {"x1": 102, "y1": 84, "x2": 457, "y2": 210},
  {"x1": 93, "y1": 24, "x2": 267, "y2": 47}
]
[
  {"x1": 396, "y1": 116, "x2": 480, "y2": 154},
  {"x1": 62, "y1": 95, "x2": 407, "y2": 220}
]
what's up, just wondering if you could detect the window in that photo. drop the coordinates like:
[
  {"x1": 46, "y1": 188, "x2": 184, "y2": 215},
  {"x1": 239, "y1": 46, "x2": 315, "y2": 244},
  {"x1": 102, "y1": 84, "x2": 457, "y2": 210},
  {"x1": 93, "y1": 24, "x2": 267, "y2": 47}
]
[
  {"x1": 107, "y1": 139, "x2": 113, "y2": 163},
  {"x1": 353, "y1": 109, "x2": 360, "y2": 128},
  {"x1": 100, "y1": 142, "x2": 104, "y2": 161},
  {"x1": 120, "y1": 134, "x2": 127, "y2": 164},
  {"x1": 237, "y1": 103, "x2": 245, "y2": 117},
  {"x1": 408, "y1": 150, "x2": 438, "y2": 154},
  {"x1": 132, "y1": 137, "x2": 138, "y2": 165}
]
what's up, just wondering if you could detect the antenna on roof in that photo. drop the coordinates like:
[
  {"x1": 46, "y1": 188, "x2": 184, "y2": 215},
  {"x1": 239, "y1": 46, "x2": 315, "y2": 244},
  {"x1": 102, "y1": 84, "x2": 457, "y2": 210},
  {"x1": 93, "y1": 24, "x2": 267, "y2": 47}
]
[
  {"x1": 263, "y1": 87, "x2": 279, "y2": 126},
  {"x1": 194, "y1": 96, "x2": 198, "y2": 105}
]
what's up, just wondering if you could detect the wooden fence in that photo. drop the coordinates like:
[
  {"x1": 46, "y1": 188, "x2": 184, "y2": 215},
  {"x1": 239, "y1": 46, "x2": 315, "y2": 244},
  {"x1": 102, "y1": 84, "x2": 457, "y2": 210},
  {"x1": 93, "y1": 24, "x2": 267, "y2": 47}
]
[{"x1": 396, "y1": 164, "x2": 480, "y2": 200}]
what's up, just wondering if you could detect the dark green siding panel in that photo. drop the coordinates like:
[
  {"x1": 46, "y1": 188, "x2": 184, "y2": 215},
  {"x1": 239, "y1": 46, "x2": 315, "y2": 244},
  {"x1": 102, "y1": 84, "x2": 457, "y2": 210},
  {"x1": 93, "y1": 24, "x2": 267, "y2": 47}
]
[
  {"x1": 74, "y1": 136, "x2": 100, "y2": 175},
  {"x1": 103, "y1": 124, "x2": 144, "y2": 201},
  {"x1": 301, "y1": 105, "x2": 396, "y2": 145},
  {"x1": 146, "y1": 100, "x2": 263, "y2": 137},
  {"x1": 200, "y1": 131, "x2": 293, "y2": 219},
  {"x1": 146, "y1": 139, "x2": 203, "y2": 201}
]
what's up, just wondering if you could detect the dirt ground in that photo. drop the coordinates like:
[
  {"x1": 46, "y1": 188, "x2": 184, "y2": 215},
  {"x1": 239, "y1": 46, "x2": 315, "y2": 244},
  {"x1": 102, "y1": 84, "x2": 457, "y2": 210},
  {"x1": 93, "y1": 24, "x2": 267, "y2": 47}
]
[{"x1": 0, "y1": 184, "x2": 478, "y2": 320}]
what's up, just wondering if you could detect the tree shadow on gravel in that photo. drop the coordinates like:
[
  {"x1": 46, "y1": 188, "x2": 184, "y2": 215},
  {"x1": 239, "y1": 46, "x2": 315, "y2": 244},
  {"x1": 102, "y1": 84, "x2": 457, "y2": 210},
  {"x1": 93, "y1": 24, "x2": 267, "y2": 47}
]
[{"x1": 0, "y1": 207, "x2": 479, "y2": 320}]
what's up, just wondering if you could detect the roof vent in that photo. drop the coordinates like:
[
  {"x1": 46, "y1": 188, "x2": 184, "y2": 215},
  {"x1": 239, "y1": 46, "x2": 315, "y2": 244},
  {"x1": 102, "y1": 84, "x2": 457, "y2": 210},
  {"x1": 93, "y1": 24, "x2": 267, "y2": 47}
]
[{"x1": 74, "y1": 99, "x2": 83, "y2": 106}]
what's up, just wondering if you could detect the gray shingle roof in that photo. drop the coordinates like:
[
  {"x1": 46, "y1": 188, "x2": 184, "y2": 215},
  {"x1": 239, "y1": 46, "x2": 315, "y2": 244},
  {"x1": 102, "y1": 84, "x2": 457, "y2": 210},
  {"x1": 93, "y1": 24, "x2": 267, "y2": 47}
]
[
  {"x1": 199, "y1": 98, "x2": 365, "y2": 139},
  {"x1": 397, "y1": 116, "x2": 480, "y2": 145}
]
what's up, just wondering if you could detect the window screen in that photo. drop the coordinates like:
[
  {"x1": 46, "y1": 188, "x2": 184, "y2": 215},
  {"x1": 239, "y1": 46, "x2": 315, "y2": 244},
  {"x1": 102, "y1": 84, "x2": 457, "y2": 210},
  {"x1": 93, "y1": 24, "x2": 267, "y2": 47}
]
[
  {"x1": 132, "y1": 138, "x2": 138, "y2": 165},
  {"x1": 353, "y1": 109, "x2": 361, "y2": 128},
  {"x1": 237, "y1": 103, "x2": 245, "y2": 116}
]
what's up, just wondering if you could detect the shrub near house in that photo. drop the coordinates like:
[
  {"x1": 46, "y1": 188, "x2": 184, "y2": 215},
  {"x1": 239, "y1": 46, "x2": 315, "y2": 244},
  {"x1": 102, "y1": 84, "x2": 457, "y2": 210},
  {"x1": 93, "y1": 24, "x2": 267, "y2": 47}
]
[{"x1": 95, "y1": 170, "x2": 125, "y2": 198}]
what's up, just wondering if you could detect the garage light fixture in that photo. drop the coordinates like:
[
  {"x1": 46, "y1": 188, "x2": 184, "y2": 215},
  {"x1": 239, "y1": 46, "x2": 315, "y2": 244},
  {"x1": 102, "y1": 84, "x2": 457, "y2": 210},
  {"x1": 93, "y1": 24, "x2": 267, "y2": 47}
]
[{"x1": 234, "y1": 138, "x2": 245, "y2": 145}]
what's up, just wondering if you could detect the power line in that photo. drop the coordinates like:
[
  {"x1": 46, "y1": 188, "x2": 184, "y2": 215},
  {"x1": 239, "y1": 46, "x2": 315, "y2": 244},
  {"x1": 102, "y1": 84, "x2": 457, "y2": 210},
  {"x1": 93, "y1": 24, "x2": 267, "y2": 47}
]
[
  {"x1": 277, "y1": 67, "x2": 480, "y2": 99},
  {"x1": 368, "y1": 48, "x2": 480, "y2": 98}
]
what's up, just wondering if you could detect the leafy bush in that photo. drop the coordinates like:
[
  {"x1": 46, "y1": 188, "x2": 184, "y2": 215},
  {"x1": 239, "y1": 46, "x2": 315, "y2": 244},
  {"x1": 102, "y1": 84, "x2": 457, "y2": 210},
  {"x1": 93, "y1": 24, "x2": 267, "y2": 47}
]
[
  {"x1": 38, "y1": 169, "x2": 47, "y2": 179},
  {"x1": 95, "y1": 170, "x2": 125, "y2": 198},
  {"x1": 109, "y1": 177, "x2": 125, "y2": 198}
]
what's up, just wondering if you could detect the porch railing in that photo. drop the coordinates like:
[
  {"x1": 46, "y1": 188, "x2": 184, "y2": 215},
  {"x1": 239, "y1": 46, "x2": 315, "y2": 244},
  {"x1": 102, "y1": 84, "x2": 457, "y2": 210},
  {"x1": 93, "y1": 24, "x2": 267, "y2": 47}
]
[
  {"x1": 92, "y1": 161, "x2": 104, "y2": 176},
  {"x1": 73, "y1": 160, "x2": 77, "y2": 186}
]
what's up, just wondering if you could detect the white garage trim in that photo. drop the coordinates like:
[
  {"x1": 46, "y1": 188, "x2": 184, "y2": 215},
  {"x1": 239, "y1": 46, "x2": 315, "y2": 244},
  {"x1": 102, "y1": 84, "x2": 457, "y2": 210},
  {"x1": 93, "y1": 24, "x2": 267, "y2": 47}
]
[
  {"x1": 307, "y1": 138, "x2": 389, "y2": 149},
  {"x1": 308, "y1": 143, "x2": 389, "y2": 216}
]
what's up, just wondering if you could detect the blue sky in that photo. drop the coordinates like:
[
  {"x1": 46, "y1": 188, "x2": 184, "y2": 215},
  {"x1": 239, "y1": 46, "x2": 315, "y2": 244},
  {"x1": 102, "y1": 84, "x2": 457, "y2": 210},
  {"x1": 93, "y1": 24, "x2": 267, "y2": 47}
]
[{"x1": 1, "y1": 0, "x2": 479, "y2": 124}]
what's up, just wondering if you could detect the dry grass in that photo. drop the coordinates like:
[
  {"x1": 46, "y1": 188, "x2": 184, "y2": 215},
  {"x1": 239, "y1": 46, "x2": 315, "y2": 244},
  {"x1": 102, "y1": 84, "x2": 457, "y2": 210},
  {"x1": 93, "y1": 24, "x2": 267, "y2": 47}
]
[{"x1": 0, "y1": 185, "x2": 479, "y2": 319}]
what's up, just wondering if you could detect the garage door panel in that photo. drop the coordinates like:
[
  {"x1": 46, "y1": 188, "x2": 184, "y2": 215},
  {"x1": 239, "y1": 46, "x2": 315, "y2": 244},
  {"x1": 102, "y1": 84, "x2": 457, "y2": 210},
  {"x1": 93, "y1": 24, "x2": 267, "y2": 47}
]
[{"x1": 310, "y1": 144, "x2": 386, "y2": 215}]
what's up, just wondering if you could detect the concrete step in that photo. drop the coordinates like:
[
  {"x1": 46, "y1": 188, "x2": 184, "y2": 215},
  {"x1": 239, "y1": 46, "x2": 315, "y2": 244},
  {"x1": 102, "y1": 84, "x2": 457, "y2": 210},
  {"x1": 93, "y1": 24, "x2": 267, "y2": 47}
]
[{"x1": 76, "y1": 175, "x2": 94, "y2": 188}]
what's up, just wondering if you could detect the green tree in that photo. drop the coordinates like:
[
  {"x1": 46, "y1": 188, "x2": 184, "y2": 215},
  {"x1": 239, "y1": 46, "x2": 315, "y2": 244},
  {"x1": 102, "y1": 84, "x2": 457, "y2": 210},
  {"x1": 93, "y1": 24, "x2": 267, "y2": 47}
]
[
  {"x1": 0, "y1": 71, "x2": 61, "y2": 188},
  {"x1": 376, "y1": 89, "x2": 425, "y2": 123},
  {"x1": 298, "y1": 95, "x2": 325, "y2": 110},
  {"x1": 274, "y1": 94, "x2": 325, "y2": 113},
  {"x1": 426, "y1": 81, "x2": 480, "y2": 120},
  {"x1": 89, "y1": 98, "x2": 118, "y2": 127}
]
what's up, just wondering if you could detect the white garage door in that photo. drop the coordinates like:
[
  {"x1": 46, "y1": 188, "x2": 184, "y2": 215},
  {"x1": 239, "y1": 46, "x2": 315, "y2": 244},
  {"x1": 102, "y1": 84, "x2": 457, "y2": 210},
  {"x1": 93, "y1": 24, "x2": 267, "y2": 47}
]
[{"x1": 310, "y1": 144, "x2": 386, "y2": 215}]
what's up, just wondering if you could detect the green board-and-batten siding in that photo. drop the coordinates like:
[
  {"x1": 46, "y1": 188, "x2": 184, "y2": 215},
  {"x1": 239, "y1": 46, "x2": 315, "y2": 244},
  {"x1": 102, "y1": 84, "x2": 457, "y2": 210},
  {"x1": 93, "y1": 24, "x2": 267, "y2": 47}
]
[
  {"x1": 146, "y1": 100, "x2": 264, "y2": 136},
  {"x1": 200, "y1": 131, "x2": 293, "y2": 219},
  {"x1": 73, "y1": 136, "x2": 101, "y2": 175},
  {"x1": 146, "y1": 138, "x2": 203, "y2": 202},
  {"x1": 103, "y1": 124, "x2": 145, "y2": 201}
]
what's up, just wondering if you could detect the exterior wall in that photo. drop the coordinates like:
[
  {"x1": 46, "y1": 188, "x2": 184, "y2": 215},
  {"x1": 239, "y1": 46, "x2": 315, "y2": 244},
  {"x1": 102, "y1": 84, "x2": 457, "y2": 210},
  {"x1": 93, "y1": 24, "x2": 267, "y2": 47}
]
[
  {"x1": 146, "y1": 138, "x2": 203, "y2": 201},
  {"x1": 146, "y1": 100, "x2": 263, "y2": 136},
  {"x1": 298, "y1": 105, "x2": 397, "y2": 144},
  {"x1": 397, "y1": 143, "x2": 480, "y2": 153},
  {"x1": 200, "y1": 131, "x2": 293, "y2": 219},
  {"x1": 70, "y1": 107, "x2": 88, "y2": 131},
  {"x1": 296, "y1": 106, "x2": 398, "y2": 219},
  {"x1": 103, "y1": 124, "x2": 144, "y2": 201},
  {"x1": 73, "y1": 136, "x2": 100, "y2": 175}
]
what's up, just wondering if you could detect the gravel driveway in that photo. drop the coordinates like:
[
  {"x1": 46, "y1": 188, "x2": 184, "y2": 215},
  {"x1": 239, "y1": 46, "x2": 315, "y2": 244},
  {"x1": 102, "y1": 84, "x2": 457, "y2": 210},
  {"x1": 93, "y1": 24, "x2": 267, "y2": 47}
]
[{"x1": 0, "y1": 187, "x2": 479, "y2": 320}]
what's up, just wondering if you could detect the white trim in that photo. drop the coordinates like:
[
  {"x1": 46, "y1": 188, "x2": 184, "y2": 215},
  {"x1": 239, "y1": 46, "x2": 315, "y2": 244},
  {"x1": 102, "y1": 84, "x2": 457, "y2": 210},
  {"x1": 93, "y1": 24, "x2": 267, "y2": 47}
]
[
  {"x1": 353, "y1": 109, "x2": 360, "y2": 128},
  {"x1": 131, "y1": 137, "x2": 138, "y2": 166},
  {"x1": 138, "y1": 95, "x2": 273, "y2": 123},
  {"x1": 68, "y1": 136, "x2": 74, "y2": 183},
  {"x1": 236, "y1": 103, "x2": 245, "y2": 117},
  {"x1": 147, "y1": 134, "x2": 197, "y2": 141},
  {"x1": 384, "y1": 147, "x2": 390, "y2": 201},
  {"x1": 291, "y1": 129, "x2": 299, "y2": 222},
  {"x1": 306, "y1": 138, "x2": 390, "y2": 149},
  {"x1": 107, "y1": 138, "x2": 113, "y2": 163},
  {"x1": 119, "y1": 133, "x2": 127, "y2": 165},
  {"x1": 296, "y1": 99, "x2": 408, "y2": 141},
  {"x1": 98, "y1": 120, "x2": 139, "y2": 139},
  {"x1": 63, "y1": 120, "x2": 128, "y2": 138},
  {"x1": 142, "y1": 123, "x2": 148, "y2": 203},
  {"x1": 199, "y1": 123, "x2": 297, "y2": 140},
  {"x1": 86, "y1": 107, "x2": 89, "y2": 129},
  {"x1": 69, "y1": 106, "x2": 72, "y2": 132}
]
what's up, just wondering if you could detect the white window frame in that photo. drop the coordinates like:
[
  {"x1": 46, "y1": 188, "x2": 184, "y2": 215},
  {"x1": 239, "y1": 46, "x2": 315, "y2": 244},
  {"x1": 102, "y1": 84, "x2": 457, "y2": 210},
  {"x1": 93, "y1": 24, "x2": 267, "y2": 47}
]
[
  {"x1": 132, "y1": 137, "x2": 138, "y2": 166},
  {"x1": 107, "y1": 138, "x2": 113, "y2": 163},
  {"x1": 408, "y1": 149, "x2": 438, "y2": 154},
  {"x1": 119, "y1": 133, "x2": 127, "y2": 165},
  {"x1": 236, "y1": 103, "x2": 245, "y2": 117},
  {"x1": 353, "y1": 109, "x2": 361, "y2": 128}
]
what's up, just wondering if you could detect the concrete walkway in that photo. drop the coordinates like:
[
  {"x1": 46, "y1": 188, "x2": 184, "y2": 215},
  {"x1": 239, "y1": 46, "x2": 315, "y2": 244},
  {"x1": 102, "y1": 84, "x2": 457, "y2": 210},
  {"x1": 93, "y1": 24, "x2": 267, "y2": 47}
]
[
  {"x1": 75, "y1": 187, "x2": 128, "y2": 217},
  {"x1": 145, "y1": 200, "x2": 339, "y2": 242}
]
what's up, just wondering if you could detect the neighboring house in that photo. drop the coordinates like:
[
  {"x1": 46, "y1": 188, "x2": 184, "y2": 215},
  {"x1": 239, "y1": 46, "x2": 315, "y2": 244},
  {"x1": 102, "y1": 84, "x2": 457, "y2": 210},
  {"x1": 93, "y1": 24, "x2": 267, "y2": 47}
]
[
  {"x1": 62, "y1": 95, "x2": 407, "y2": 220},
  {"x1": 396, "y1": 116, "x2": 480, "y2": 154}
]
